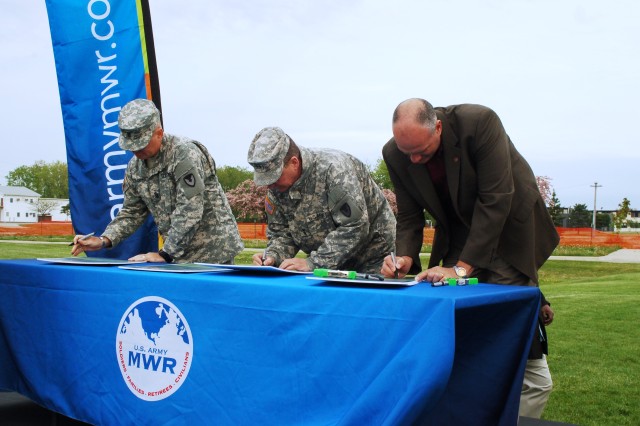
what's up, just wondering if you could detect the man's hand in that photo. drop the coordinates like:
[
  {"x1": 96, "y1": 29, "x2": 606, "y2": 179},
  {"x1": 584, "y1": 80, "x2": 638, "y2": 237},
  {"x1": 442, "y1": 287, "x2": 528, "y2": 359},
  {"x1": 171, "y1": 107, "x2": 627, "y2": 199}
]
[
  {"x1": 252, "y1": 252, "x2": 276, "y2": 266},
  {"x1": 70, "y1": 235, "x2": 103, "y2": 256},
  {"x1": 415, "y1": 265, "x2": 475, "y2": 283},
  {"x1": 279, "y1": 258, "x2": 311, "y2": 272},
  {"x1": 541, "y1": 304, "x2": 554, "y2": 326},
  {"x1": 128, "y1": 252, "x2": 164, "y2": 263},
  {"x1": 414, "y1": 266, "x2": 451, "y2": 283},
  {"x1": 381, "y1": 255, "x2": 412, "y2": 278}
]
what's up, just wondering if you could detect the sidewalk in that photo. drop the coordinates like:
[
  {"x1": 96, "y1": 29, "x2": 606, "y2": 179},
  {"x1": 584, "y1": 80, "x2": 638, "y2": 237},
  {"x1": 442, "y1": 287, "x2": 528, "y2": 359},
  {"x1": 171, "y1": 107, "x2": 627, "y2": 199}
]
[{"x1": 549, "y1": 249, "x2": 640, "y2": 263}]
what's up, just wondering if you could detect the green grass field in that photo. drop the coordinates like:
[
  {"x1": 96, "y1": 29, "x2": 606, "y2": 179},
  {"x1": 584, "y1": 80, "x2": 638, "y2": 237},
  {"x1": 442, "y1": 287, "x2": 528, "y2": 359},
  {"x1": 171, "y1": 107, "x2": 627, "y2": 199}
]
[
  {"x1": 1, "y1": 241, "x2": 638, "y2": 425},
  {"x1": 0, "y1": 241, "x2": 80, "y2": 259},
  {"x1": 539, "y1": 260, "x2": 640, "y2": 425}
]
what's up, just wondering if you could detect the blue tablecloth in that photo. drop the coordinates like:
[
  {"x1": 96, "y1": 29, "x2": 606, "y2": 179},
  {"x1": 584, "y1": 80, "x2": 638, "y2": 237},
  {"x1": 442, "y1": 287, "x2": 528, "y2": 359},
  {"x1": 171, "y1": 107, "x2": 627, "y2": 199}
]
[{"x1": 0, "y1": 259, "x2": 539, "y2": 425}]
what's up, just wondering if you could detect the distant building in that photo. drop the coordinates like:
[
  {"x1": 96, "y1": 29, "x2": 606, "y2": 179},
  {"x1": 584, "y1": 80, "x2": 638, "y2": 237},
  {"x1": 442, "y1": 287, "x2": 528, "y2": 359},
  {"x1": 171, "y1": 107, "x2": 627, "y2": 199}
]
[
  {"x1": 0, "y1": 186, "x2": 40, "y2": 223},
  {"x1": 599, "y1": 208, "x2": 640, "y2": 230},
  {"x1": 40, "y1": 198, "x2": 71, "y2": 222},
  {"x1": 0, "y1": 186, "x2": 70, "y2": 223},
  {"x1": 558, "y1": 206, "x2": 640, "y2": 230}
]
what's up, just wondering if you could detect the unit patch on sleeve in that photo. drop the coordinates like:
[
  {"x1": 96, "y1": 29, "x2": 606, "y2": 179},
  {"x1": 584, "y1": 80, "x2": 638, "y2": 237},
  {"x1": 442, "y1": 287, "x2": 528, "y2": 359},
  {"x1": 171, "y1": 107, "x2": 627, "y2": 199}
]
[
  {"x1": 265, "y1": 195, "x2": 276, "y2": 216},
  {"x1": 340, "y1": 202, "x2": 352, "y2": 218},
  {"x1": 183, "y1": 173, "x2": 196, "y2": 187}
]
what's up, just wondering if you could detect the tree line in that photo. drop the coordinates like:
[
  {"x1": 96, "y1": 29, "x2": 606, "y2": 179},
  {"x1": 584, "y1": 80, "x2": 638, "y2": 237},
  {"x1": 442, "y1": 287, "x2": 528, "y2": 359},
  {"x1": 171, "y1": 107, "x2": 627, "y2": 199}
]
[{"x1": 4, "y1": 160, "x2": 634, "y2": 229}]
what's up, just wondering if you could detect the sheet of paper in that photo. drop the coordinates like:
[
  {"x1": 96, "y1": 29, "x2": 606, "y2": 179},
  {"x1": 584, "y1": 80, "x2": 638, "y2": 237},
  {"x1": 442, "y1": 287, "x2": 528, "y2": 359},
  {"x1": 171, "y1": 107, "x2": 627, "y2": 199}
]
[
  {"x1": 195, "y1": 263, "x2": 312, "y2": 274},
  {"x1": 37, "y1": 257, "x2": 145, "y2": 266},
  {"x1": 118, "y1": 263, "x2": 231, "y2": 273},
  {"x1": 305, "y1": 276, "x2": 420, "y2": 286}
]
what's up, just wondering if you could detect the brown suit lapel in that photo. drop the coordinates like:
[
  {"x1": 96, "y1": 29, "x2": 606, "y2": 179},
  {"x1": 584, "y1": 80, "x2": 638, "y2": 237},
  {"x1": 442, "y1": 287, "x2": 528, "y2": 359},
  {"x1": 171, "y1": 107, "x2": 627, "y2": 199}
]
[
  {"x1": 441, "y1": 117, "x2": 462, "y2": 217},
  {"x1": 407, "y1": 163, "x2": 447, "y2": 226}
]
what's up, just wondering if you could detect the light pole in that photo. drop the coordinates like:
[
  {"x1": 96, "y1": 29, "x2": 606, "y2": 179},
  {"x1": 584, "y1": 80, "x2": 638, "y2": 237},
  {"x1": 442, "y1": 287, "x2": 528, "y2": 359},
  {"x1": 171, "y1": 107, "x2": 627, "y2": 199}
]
[{"x1": 591, "y1": 182, "x2": 602, "y2": 232}]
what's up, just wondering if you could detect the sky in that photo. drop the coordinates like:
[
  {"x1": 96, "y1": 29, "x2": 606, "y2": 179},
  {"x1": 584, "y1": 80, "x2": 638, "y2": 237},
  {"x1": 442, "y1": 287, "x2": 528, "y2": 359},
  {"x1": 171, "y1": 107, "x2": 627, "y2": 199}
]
[{"x1": 1, "y1": 0, "x2": 638, "y2": 210}]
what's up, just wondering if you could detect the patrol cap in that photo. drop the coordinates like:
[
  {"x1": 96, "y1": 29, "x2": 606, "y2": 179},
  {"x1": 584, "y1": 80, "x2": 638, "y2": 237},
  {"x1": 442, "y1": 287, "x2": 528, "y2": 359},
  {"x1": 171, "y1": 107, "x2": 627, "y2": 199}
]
[
  {"x1": 247, "y1": 127, "x2": 291, "y2": 186},
  {"x1": 118, "y1": 99, "x2": 161, "y2": 151}
]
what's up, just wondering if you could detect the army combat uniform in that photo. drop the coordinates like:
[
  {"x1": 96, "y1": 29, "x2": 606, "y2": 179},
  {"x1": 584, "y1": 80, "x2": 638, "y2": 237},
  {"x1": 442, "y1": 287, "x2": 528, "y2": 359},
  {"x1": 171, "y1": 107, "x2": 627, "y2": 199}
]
[
  {"x1": 103, "y1": 133, "x2": 243, "y2": 264},
  {"x1": 264, "y1": 147, "x2": 396, "y2": 273}
]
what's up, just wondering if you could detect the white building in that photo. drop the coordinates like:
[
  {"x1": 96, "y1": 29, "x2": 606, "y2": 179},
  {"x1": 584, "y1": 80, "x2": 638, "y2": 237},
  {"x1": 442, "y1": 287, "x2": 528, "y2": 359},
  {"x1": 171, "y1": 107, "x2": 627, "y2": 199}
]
[
  {"x1": 0, "y1": 186, "x2": 40, "y2": 223},
  {"x1": 40, "y1": 198, "x2": 71, "y2": 222},
  {"x1": 0, "y1": 186, "x2": 71, "y2": 223}
]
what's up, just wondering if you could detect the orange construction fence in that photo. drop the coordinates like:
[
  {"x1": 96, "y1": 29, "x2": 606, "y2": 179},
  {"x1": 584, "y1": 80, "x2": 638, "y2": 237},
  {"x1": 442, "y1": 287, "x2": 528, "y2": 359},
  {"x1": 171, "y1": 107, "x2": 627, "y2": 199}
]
[
  {"x1": 0, "y1": 221, "x2": 74, "y2": 236},
  {"x1": 556, "y1": 227, "x2": 640, "y2": 249},
  {"x1": 237, "y1": 222, "x2": 267, "y2": 240},
  {"x1": 420, "y1": 227, "x2": 640, "y2": 249},
  {"x1": 238, "y1": 225, "x2": 640, "y2": 249}
]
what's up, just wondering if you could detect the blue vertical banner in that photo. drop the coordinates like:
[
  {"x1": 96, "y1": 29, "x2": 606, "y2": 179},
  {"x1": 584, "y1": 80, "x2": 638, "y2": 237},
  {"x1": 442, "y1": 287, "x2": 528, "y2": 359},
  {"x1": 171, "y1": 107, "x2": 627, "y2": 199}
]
[{"x1": 45, "y1": 0, "x2": 160, "y2": 258}]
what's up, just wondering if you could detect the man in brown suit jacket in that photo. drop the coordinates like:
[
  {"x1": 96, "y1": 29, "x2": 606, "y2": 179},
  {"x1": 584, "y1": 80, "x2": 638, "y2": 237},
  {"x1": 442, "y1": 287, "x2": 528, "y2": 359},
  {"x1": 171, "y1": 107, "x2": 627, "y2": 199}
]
[{"x1": 381, "y1": 98, "x2": 560, "y2": 419}]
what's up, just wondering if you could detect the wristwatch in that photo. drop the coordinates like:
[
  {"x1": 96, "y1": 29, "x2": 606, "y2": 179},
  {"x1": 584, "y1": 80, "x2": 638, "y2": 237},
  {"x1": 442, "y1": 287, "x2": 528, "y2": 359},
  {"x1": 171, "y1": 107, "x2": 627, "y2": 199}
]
[
  {"x1": 453, "y1": 265, "x2": 468, "y2": 278},
  {"x1": 158, "y1": 249, "x2": 174, "y2": 263}
]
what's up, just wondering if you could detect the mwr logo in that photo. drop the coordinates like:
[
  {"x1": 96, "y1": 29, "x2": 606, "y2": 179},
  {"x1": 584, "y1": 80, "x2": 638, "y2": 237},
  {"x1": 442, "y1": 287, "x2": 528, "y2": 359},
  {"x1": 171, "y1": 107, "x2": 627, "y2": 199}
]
[{"x1": 116, "y1": 296, "x2": 193, "y2": 401}]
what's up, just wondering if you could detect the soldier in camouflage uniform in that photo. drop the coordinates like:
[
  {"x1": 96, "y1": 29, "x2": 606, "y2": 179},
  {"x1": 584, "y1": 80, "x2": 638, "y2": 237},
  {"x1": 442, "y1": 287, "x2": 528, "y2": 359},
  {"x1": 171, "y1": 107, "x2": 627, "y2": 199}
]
[
  {"x1": 247, "y1": 127, "x2": 396, "y2": 273},
  {"x1": 71, "y1": 98, "x2": 243, "y2": 264}
]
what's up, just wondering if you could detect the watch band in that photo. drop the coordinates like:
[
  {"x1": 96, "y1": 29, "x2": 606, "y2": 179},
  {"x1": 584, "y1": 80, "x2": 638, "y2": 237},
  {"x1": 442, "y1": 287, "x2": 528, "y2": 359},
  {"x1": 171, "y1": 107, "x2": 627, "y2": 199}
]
[
  {"x1": 158, "y1": 249, "x2": 174, "y2": 263},
  {"x1": 453, "y1": 265, "x2": 467, "y2": 278}
]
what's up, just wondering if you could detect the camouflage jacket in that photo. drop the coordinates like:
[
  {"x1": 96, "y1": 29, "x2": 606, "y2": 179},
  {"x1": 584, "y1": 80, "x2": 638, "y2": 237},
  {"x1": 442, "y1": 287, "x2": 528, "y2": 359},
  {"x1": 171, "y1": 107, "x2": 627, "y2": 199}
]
[
  {"x1": 265, "y1": 147, "x2": 396, "y2": 273},
  {"x1": 103, "y1": 134, "x2": 243, "y2": 263}
]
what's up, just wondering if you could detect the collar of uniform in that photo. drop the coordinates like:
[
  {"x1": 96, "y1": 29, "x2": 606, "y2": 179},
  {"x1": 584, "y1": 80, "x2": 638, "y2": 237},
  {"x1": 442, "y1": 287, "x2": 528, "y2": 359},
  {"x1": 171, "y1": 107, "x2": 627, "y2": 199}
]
[
  {"x1": 286, "y1": 146, "x2": 314, "y2": 200},
  {"x1": 143, "y1": 134, "x2": 169, "y2": 173}
]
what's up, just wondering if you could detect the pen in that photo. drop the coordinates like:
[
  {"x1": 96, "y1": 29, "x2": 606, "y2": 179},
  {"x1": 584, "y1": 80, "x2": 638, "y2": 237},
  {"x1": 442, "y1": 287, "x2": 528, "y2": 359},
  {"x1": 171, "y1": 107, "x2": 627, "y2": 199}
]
[
  {"x1": 262, "y1": 249, "x2": 267, "y2": 264},
  {"x1": 391, "y1": 251, "x2": 398, "y2": 279},
  {"x1": 69, "y1": 232, "x2": 95, "y2": 246},
  {"x1": 355, "y1": 273, "x2": 385, "y2": 281}
]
